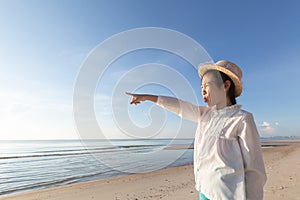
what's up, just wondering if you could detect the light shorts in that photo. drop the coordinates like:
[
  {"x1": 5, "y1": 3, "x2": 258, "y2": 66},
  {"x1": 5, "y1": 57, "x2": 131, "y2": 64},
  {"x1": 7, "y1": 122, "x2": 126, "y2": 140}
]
[{"x1": 200, "y1": 192, "x2": 210, "y2": 200}]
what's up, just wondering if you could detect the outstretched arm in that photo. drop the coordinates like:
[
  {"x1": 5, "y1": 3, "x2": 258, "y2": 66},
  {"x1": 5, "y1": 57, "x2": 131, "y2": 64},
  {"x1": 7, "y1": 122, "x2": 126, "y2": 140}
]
[{"x1": 126, "y1": 92, "x2": 205, "y2": 122}]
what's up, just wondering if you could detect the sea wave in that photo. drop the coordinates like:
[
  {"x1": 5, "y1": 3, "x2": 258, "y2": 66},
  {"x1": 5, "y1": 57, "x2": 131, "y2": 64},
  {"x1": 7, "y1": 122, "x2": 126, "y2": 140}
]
[{"x1": 0, "y1": 144, "x2": 163, "y2": 160}]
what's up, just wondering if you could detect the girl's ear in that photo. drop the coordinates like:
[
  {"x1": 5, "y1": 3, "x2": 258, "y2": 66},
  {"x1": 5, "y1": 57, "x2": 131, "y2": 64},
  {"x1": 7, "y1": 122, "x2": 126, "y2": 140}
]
[{"x1": 224, "y1": 80, "x2": 231, "y2": 93}]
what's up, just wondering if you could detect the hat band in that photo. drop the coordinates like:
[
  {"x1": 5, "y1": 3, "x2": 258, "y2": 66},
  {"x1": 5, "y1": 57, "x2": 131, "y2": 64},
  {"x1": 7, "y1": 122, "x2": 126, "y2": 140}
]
[{"x1": 218, "y1": 64, "x2": 240, "y2": 78}]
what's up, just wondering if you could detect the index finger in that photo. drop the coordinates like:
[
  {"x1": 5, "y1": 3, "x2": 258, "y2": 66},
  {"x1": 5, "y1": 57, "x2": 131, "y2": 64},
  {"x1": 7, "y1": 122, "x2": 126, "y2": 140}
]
[{"x1": 125, "y1": 92, "x2": 135, "y2": 96}]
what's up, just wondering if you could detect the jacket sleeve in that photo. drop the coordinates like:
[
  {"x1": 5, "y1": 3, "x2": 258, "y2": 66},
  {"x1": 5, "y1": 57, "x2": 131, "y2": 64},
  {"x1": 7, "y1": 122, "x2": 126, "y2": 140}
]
[
  {"x1": 156, "y1": 96, "x2": 205, "y2": 122},
  {"x1": 237, "y1": 112, "x2": 267, "y2": 200}
]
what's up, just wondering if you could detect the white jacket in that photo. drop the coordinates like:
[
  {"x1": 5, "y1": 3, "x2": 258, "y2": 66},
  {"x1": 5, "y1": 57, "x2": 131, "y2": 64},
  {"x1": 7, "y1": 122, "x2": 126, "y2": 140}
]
[{"x1": 157, "y1": 96, "x2": 267, "y2": 200}]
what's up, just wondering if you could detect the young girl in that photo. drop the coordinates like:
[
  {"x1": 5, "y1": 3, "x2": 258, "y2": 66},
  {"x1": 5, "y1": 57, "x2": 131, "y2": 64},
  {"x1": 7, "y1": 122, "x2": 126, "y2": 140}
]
[{"x1": 126, "y1": 60, "x2": 266, "y2": 200}]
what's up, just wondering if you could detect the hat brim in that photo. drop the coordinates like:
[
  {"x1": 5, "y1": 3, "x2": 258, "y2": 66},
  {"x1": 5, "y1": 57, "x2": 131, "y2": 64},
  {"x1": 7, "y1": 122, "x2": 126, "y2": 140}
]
[{"x1": 198, "y1": 64, "x2": 242, "y2": 97}]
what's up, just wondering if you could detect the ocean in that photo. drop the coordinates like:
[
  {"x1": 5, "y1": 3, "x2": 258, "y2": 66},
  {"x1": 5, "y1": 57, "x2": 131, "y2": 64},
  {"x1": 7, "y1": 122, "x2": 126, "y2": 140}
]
[
  {"x1": 1, "y1": 137, "x2": 297, "y2": 196},
  {"x1": 0, "y1": 139, "x2": 194, "y2": 196}
]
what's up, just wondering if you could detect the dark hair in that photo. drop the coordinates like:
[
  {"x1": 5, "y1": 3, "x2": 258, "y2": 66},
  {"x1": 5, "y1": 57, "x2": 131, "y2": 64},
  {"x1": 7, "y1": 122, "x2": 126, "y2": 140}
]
[{"x1": 204, "y1": 70, "x2": 237, "y2": 105}]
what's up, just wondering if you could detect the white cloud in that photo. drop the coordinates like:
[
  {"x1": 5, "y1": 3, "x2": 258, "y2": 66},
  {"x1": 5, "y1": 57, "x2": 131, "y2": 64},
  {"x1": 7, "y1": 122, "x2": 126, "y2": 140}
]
[
  {"x1": 0, "y1": 89, "x2": 75, "y2": 140},
  {"x1": 259, "y1": 121, "x2": 278, "y2": 134},
  {"x1": 0, "y1": 87, "x2": 72, "y2": 111},
  {"x1": 260, "y1": 121, "x2": 270, "y2": 127}
]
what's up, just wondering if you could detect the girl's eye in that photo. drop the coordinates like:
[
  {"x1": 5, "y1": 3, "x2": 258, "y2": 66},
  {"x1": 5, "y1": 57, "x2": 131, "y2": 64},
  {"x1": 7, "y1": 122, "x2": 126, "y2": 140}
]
[{"x1": 202, "y1": 81, "x2": 216, "y2": 89}]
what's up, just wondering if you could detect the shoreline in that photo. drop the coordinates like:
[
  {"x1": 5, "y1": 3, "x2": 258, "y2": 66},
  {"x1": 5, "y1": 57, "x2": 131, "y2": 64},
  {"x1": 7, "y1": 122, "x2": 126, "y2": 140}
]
[
  {"x1": 0, "y1": 165, "x2": 197, "y2": 200},
  {"x1": 1, "y1": 141, "x2": 299, "y2": 200}
]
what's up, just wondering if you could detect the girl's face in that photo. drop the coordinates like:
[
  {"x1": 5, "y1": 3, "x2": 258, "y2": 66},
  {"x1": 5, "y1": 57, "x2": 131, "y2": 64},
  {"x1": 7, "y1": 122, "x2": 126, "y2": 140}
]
[{"x1": 201, "y1": 71, "x2": 227, "y2": 107}]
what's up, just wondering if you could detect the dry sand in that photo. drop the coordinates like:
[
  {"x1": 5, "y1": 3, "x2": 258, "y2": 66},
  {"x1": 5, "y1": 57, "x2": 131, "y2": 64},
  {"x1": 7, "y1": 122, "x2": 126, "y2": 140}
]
[
  {"x1": 1, "y1": 142, "x2": 299, "y2": 200},
  {"x1": 263, "y1": 144, "x2": 300, "y2": 200}
]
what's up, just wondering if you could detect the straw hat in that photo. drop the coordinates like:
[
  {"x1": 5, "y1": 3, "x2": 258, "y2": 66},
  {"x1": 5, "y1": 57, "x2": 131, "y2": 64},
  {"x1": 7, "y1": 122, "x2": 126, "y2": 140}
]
[{"x1": 198, "y1": 60, "x2": 243, "y2": 97}]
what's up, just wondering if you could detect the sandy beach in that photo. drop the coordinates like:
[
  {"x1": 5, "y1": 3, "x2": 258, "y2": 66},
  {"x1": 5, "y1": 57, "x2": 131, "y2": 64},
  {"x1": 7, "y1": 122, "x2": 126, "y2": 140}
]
[{"x1": 1, "y1": 142, "x2": 299, "y2": 200}]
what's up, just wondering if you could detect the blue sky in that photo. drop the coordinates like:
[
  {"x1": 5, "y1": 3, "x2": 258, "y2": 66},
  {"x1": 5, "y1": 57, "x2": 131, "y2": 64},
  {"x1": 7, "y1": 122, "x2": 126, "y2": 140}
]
[{"x1": 0, "y1": 0, "x2": 299, "y2": 140}]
